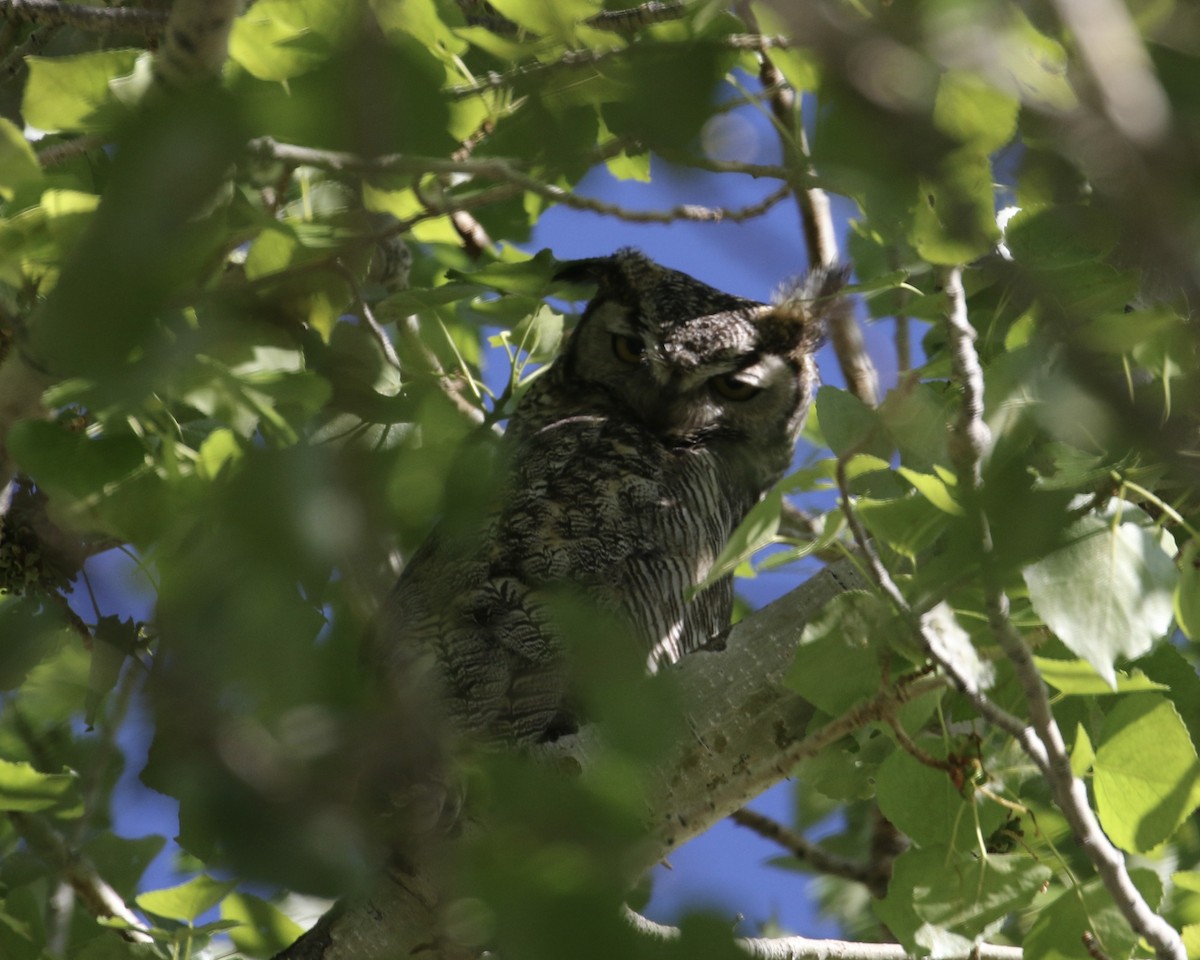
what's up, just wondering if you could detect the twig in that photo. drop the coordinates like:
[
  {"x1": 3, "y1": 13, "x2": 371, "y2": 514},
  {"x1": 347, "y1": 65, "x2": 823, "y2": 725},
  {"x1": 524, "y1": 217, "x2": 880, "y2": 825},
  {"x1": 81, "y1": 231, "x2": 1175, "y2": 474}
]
[
  {"x1": 736, "y1": 4, "x2": 879, "y2": 407},
  {"x1": 832, "y1": 421, "x2": 1049, "y2": 763},
  {"x1": 729, "y1": 808, "x2": 880, "y2": 893},
  {"x1": 0, "y1": 0, "x2": 166, "y2": 35},
  {"x1": 7, "y1": 812, "x2": 154, "y2": 943},
  {"x1": 247, "y1": 137, "x2": 791, "y2": 224},
  {"x1": 656, "y1": 149, "x2": 790, "y2": 180},
  {"x1": 0, "y1": 21, "x2": 55, "y2": 82},
  {"x1": 939, "y1": 266, "x2": 1185, "y2": 960},
  {"x1": 588, "y1": 1, "x2": 688, "y2": 31},
  {"x1": 36, "y1": 133, "x2": 105, "y2": 167},
  {"x1": 447, "y1": 34, "x2": 796, "y2": 101},
  {"x1": 623, "y1": 904, "x2": 1024, "y2": 960}
]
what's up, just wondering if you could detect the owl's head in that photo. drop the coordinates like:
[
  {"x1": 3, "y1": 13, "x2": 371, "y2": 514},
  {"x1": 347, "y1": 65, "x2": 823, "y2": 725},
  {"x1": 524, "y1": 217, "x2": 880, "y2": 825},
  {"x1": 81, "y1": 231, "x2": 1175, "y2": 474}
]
[{"x1": 552, "y1": 248, "x2": 847, "y2": 475}]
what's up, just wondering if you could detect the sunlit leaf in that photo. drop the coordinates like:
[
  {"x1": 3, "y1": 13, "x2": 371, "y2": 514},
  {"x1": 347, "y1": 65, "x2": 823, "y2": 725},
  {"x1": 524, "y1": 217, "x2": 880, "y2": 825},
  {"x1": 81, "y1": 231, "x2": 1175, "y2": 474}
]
[
  {"x1": 23, "y1": 50, "x2": 141, "y2": 133},
  {"x1": 136, "y1": 875, "x2": 238, "y2": 923},
  {"x1": 1094, "y1": 694, "x2": 1200, "y2": 853},
  {"x1": 785, "y1": 590, "x2": 888, "y2": 714},
  {"x1": 0, "y1": 119, "x2": 43, "y2": 199},
  {"x1": 1035, "y1": 656, "x2": 1168, "y2": 696},
  {"x1": 1023, "y1": 508, "x2": 1177, "y2": 687},
  {"x1": 0, "y1": 759, "x2": 82, "y2": 816},
  {"x1": 222, "y1": 891, "x2": 305, "y2": 958}
]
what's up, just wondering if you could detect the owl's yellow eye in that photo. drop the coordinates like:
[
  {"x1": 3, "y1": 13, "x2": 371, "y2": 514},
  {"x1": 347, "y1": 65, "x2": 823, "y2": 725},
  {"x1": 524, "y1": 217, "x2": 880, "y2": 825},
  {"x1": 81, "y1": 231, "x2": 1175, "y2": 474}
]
[
  {"x1": 612, "y1": 334, "x2": 646, "y2": 364},
  {"x1": 711, "y1": 373, "x2": 761, "y2": 401}
]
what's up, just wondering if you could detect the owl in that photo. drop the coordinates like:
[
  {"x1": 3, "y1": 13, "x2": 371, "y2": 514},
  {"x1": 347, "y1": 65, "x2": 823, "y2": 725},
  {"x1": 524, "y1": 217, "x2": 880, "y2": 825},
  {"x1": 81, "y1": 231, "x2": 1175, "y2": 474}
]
[{"x1": 375, "y1": 249, "x2": 848, "y2": 747}]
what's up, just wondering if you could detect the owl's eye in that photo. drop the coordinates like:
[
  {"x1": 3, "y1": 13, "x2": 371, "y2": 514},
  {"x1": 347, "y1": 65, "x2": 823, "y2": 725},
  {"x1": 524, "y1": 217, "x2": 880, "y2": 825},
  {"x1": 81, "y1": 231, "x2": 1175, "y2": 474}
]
[
  {"x1": 711, "y1": 373, "x2": 762, "y2": 401},
  {"x1": 611, "y1": 334, "x2": 646, "y2": 364}
]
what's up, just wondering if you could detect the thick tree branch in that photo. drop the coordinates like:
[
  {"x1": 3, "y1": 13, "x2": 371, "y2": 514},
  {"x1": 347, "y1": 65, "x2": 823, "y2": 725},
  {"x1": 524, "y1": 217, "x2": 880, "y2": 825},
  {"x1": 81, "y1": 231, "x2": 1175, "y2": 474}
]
[
  {"x1": 276, "y1": 559, "x2": 897, "y2": 960},
  {"x1": 940, "y1": 267, "x2": 1185, "y2": 960},
  {"x1": 0, "y1": 0, "x2": 166, "y2": 35}
]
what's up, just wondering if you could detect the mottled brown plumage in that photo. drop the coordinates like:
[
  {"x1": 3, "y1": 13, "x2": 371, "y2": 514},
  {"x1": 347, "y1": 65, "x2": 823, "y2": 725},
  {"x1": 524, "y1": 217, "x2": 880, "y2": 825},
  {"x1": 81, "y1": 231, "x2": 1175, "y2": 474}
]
[{"x1": 376, "y1": 249, "x2": 848, "y2": 745}]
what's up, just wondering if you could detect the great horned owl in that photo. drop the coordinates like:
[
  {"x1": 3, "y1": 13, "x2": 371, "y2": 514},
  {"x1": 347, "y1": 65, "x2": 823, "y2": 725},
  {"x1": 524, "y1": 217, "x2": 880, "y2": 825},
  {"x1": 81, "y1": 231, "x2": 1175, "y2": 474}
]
[{"x1": 376, "y1": 249, "x2": 848, "y2": 746}]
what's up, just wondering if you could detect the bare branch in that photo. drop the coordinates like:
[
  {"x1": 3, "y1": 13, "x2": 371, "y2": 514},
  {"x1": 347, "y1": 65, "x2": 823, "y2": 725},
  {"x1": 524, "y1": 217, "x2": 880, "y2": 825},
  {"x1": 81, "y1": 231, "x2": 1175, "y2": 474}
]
[
  {"x1": 0, "y1": 20, "x2": 54, "y2": 82},
  {"x1": 36, "y1": 133, "x2": 105, "y2": 167},
  {"x1": 735, "y1": 4, "x2": 879, "y2": 408},
  {"x1": 831, "y1": 408, "x2": 1050, "y2": 765},
  {"x1": 7, "y1": 812, "x2": 154, "y2": 943},
  {"x1": 730, "y1": 807, "x2": 881, "y2": 893},
  {"x1": 247, "y1": 137, "x2": 791, "y2": 224},
  {"x1": 588, "y1": 1, "x2": 688, "y2": 31},
  {"x1": 623, "y1": 905, "x2": 1024, "y2": 960},
  {"x1": 939, "y1": 266, "x2": 1186, "y2": 960},
  {"x1": 0, "y1": 0, "x2": 166, "y2": 36}
]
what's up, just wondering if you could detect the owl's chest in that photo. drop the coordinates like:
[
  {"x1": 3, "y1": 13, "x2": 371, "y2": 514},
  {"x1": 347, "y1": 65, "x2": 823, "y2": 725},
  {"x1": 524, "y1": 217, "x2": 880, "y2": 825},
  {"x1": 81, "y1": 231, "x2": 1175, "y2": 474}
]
[{"x1": 496, "y1": 415, "x2": 738, "y2": 583}]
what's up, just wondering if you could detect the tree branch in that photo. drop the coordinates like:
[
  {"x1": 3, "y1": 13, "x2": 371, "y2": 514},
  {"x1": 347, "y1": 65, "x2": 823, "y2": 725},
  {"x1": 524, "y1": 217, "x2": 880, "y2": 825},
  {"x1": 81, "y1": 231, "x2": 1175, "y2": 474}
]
[
  {"x1": 623, "y1": 905, "x2": 1024, "y2": 960},
  {"x1": 0, "y1": 0, "x2": 166, "y2": 36},
  {"x1": 729, "y1": 807, "x2": 881, "y2": 893},
  {"x1": 939, "y1": 266, "x2": 1185, "y2": 960},
  {"x1": 247, "y1": 137, "x2": 791, "y2": 224},
  {"x1": 735, "y1": 3, "x2": 879, "y2": 408},
  {"x1": 7, "y1": 812, "x2": 154, "y2": 944}
]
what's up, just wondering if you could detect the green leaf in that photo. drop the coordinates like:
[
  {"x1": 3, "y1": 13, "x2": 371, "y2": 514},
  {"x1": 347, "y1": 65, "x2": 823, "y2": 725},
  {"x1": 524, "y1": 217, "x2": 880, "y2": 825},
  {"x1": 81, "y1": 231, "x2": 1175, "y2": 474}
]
[
  {"x1": 81, "y1": 833, "x2": 167, "y2": 900},
  {"x1": 1034, "y1": 656, "x2": 1168, "y2": 695},
  {"x1": 1176, "y1": 540, "x2": 1200, "y2": 640},
  {"x1": 1026, "y1": 870, "x2": 1161, "y2": 960},
  {"x1": 86, "y1": 616, "x2": 139, "y2": 726},
  {"x1": 1093, "y1": 693, "x2": 1200, "y2": 853},
  {"x1": 933, "y1": 71, "x2": 1018, "y2": 152},
  {"x1": 1022, "y1": 509, "x2": 1178, "y2": 687},
  {"x1": 784, "y1": 591, "x2": 888, "y2": 714},
  {"x1": 0, "y1": 119, "x2": 43, "y2": 199},
  {"x1": 897, "y1": 466, "x2": 963, "y2": 515},
  {"x1": 1071, "y1": 723, "x2": 1095, "y2": 777},
  {"x1": 814, "y1": 386, "x2": 890, "y2": 459},
  {"x1": 1004, "y1": 205, "x2": 1119, "y2": 269},
  {"x1": 23, "y1": 50, "x2": 142, "y2": 133},
  {"x1": 857, "y1": 494, "x2": 949, "y2": 559},
  {"x1": 136, "y1": 875, "x2": 238, "y2": 923},
  {"x1": 875, "y1": 847, "x2": 1051, "y2": 947},
  {"x1": 909, "y1": 149, "x2": 999, "y2": 265},
  {"x1": 221, "y1": 892, "x2": 304, "y2": 958},
  {"x1": 228, "y1": 0, "x2": 345, "y2": 80},
  {"x1": 690, "y1": 489, "x2": 782, "y2": 596},
  {"x1": 198, "y1": 428, "x2": 244, "y2": 481},
  {"x1": 487, "y1": 0, "x2": 600, "y2": 42},
  {"x1": 600, "y1": 43, "x2": 728, "y2": 150},
  {"x1": 0, "y1": 759, "x2": 82, "y2": 816},
  {"x1": 875, "y1": 747, "x2": 1004, "y2": 851},
  {"x1": 7, "y1": 421, "x2": 146, "y2": 502}
]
